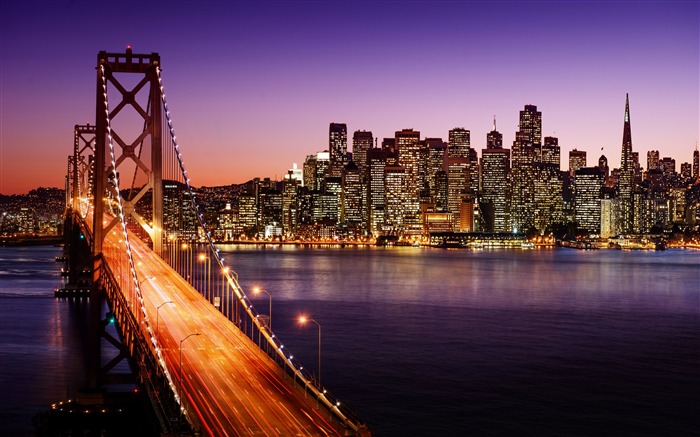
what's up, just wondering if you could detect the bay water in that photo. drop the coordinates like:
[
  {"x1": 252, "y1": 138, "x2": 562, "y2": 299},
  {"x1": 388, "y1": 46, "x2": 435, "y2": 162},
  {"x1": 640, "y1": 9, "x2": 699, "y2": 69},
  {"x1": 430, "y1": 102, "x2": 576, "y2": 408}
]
[{"x1": 1, "y1": 245, "x2": 698, "y2": 436}]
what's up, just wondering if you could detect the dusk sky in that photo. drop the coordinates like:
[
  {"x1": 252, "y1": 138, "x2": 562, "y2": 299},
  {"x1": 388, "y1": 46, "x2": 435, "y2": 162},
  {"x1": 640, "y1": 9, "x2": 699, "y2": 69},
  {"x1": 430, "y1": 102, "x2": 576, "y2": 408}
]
[{"x1": 1, "y1": 1, "x2": 698, "y2": 195}]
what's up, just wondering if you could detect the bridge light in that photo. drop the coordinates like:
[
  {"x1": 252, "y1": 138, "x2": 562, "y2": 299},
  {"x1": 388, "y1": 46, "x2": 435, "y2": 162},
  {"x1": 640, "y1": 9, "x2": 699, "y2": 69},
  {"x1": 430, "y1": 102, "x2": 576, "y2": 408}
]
[{"x1": 106, "y1": 311, "x2": 116, "y2": 324}]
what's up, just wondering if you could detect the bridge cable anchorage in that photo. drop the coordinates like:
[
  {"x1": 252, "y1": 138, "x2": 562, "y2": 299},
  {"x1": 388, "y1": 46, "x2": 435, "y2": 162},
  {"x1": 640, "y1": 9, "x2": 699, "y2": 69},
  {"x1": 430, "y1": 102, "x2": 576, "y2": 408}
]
[{"x1": 99, "y1": 64, "x2": 181, "y2": 409}]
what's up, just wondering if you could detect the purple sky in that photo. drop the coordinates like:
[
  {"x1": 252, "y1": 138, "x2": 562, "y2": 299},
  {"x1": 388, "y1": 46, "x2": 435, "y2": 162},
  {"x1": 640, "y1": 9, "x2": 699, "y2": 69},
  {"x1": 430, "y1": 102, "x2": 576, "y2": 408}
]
[{"x1": 1, "y1": 1, "x2": 698, "y2": 194}]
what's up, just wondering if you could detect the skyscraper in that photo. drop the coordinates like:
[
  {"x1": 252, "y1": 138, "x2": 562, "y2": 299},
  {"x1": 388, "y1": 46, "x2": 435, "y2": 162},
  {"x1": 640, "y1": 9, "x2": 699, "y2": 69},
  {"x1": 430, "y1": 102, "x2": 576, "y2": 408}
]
[
  {"x1": 352, "y1": 130, "x2": 374, "y2": 231},
  {"x1": 486, "y1": 116, "x2": 503, "y2": 149},
  {"x1": 352, "y1": 130, "x2": 374, "y2": 178},
  {"x1": 384, "y1": 165, "x2": 407, "y2": 229},
  {"x1": 618, "y1": 94, "x2": 634, "y2": 233},
  {"x1": 647, "y1": 150, "x2": 660, "y2": 171},
  {"x1": 447, "y1": 156, "x2": 469, "y2": 231},
  {"x1": 396, "y1": 129, "x2": 422, "y2": 222},
  {"x1": 693, "y1": 145, "x2": 699, "y2": 179},
  {"x1": 534, "y1": 136, "x2": 563, "y2": 232},
  {"x1": 574, "y1": 167, "x2": 604, "y2": 235},
  {"x1": 480, "y1": 143, "x2": 510, "y2": 232},
  {"x1": 448, "y1": 128, "x2": 470, "y2": 159},
  {"x1": 510, "y1": 104, "x2": 541, "y2": 233},
  {"x1": 425, "y1": 138, "x2": 447, "y2": 208},
  {"x1": 367, "y1": 148, "x2": 387, "y2": 235},
  {"x1": 341, "y1": 161, "x2": 362, "y2": 230},
  {"x1": 329, "y1": 123, "x2": 347, "y2": 178},
  {"x1": 569, "y1": 149, "x2": 587, "y2": 176}
]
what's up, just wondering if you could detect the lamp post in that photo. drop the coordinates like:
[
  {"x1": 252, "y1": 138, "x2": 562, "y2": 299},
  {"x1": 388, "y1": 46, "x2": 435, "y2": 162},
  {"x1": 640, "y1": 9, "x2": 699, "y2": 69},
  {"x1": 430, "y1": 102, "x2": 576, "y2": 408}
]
[
  {"x1": 198, "y1": 254, "x2": 210, "y2": 301},
  {"x1": 252, "y1": 287, "x2": 272, "y2": 331},
  {"x1": 298, "y1": 316, "x2": 321, "y2": 386},
  {"x1": 156, "y1": 301, "x2": 174, "y2": 340},
  {"x1": 179, "y1": 333, "x2": 200, "y2": 419},
  {"x1": 139, "y1": 276, "x2": 155, "y2": 286}
]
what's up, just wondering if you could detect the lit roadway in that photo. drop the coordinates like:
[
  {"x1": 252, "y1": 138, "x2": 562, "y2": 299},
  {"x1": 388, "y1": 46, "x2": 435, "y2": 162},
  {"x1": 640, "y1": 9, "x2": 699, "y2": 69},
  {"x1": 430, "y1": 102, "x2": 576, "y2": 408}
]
[{"x1": 103, "y1": 229, "x2": 350, "y2": 436}]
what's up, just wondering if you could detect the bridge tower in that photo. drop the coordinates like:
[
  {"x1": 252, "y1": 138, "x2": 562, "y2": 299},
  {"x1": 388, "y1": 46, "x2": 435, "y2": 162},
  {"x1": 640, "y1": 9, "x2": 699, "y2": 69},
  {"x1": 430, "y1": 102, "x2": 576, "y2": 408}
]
[
  {"x1": 64, "y1": 124, "x2": 95, "y2": 286},
  {"x1": 93, "y1": 47, "x2": 164, "y2": 258},
  {"x1": 89, "y1": 47, "x2": 163, "y2": 391}
]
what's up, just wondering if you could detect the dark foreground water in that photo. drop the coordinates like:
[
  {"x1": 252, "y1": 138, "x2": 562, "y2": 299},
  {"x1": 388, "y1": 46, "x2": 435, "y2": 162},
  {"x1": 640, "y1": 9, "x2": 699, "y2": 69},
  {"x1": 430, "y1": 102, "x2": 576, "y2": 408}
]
[{"x1": 1, "y1": 245, "x2": 698, "y2": 436}]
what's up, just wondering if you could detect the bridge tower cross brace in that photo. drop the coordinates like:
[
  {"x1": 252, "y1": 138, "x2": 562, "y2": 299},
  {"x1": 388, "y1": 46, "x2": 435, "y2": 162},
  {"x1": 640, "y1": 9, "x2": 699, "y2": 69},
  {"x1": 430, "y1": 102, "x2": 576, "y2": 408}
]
[
  {"x1": 89, "y1": 48, "x2": 163, "y2": 390},
  {"x1": 71, "y1": 124, "x2": 96, "y2": 213},
  {"x1": 93, "y1": 47, "x2": 163, "y2": 259}
]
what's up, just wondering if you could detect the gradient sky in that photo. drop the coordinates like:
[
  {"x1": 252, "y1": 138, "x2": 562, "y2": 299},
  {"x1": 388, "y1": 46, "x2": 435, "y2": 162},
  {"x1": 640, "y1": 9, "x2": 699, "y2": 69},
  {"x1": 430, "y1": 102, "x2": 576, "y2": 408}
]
[{"x1": 1, "y1": 1, "x2": 698, "y2": 194}]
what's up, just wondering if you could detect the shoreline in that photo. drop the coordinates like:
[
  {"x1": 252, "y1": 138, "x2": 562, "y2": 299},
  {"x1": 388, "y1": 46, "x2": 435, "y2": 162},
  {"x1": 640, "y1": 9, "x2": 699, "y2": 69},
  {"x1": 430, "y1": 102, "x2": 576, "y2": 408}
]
[{"x1": 0, "y1": 236, "x2": 63, "y2": 246}]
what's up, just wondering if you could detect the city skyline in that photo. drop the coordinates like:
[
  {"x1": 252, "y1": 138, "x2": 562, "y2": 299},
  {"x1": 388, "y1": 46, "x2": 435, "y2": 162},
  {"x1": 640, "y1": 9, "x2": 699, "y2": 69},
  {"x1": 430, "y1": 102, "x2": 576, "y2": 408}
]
[{"x1": 1, "y1": 1, "x2": 698, "y2": 195}]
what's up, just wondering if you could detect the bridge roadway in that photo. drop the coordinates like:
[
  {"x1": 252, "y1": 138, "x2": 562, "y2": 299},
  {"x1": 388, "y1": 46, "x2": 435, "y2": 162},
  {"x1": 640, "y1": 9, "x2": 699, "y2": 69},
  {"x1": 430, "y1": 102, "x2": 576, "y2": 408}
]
[{"x1": 103, "y1": 228, "x2": 350, "y2": 436}]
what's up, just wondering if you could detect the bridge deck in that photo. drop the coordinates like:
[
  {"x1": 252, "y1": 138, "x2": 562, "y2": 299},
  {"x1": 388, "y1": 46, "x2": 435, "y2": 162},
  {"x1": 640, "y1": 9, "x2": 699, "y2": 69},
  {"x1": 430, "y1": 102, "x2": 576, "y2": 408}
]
[{"x1": 104, "y1": 228, "x2": 351, "y2": 436}]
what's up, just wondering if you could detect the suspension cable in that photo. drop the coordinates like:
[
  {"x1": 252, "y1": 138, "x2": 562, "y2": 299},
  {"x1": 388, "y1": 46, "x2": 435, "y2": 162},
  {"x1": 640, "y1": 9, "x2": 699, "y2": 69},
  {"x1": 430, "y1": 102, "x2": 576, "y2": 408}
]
[{"x1": 99, "y1": 64, "x2": 181, "y2": 408}]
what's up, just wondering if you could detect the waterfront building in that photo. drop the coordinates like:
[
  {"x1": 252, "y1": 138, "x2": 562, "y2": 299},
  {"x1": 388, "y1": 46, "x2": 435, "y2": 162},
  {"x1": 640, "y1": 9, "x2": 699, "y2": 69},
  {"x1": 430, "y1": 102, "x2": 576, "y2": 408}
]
[
  {"x1": 324, "y1": 177, "x2": 342, "y2": 222},
  {"x1": 396, "y1": 129, "x2": 422, "y2": 220},
  {"x1": 447, "y1": 156, "x2": 469, "y2": 231},
  {"x1": 459, "y1": 197, "x2": 476, "y2": 232},
  {"x1": 533, "y1": 136, "x2": 563, "y2": 232},
  {"x1": 510, "y1": 105, "x2": 541, "y2": 233},
  {"x1": 434, "y1": 170, "x2": 449, "y2": 214},
  {"x1": 163, "y1": 181, "x2": 199, "y2": 239},
  {"x1": 238, "y1": 193, "x2": 258, "y2": 235},
  {"x1": 341, "y1": 161, "x2": 363, "y2": 230},
  {"x1": 600, "y1": 197, "x2": 619, "y2": 239},
  {"x1": 282, "y1": 172, "x2": 299, "y2": 234},
  {"x1": 367, "y1": 148, "x2": 387, "y2": 234},
  {"x1": 384, "y1": 165, "x2": 407, "y2": 230},
  {"x1": 574, "y1": 166, "x2": 604, "y2": 235},
  {"x1": 353, "y1": 130, "x2": 374, "y2": 230},
  {"x1": 425, "y1": 138, "x2": 448, "y2": 207},
  {"x1": 480, "y1": 142, "x2": 510, "y2": 233}
]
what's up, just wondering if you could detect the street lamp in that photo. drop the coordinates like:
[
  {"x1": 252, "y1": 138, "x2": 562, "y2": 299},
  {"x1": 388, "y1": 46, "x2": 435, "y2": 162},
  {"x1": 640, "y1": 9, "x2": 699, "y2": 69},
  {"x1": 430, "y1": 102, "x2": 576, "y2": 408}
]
[
  {"x1": 179, "y1": 333, "x2": 201, "y2": 418},
  {"x1": 139, "y1": 276, "x2": 156, "y2": 285},
  {"x1": 156, "y1": 301, "x2": 174, "y2": 340},
  {"x1": 198, "y1": 254, "x2": 211, "y2": 302},
  {"x1": 298, "y1": 316, "x2": 321, "y2": 386},
  {"x1": 252, "y1": 287, "x2": 272, "y2": 331}
]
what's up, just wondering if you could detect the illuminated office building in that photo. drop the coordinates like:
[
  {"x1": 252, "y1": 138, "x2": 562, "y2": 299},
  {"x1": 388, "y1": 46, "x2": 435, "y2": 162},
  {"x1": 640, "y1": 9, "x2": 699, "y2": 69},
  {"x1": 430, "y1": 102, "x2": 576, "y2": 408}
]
[
  {"x1": 329, "y1": 123, "x2": 347, "y2": 178},
  {"x1": 480, "y1": 123, "x2": 510, "y2": 233},
  {"x1": 448, "y1": 128, "x2": 470, "y2": 159},
  {"x1": 384, "y1": 165, "x2": 407, "y2": 229},
  {"x1": 447, "y1": 156, "x2": 469, "y2": 231},
  {"x1": 574, "y1": 167, "x2": 604, "y2": 235},
  {"x1": 396, "y1": 129, "x2": 422, "y2": 220},
  {"x1": 367, "y1": 148, "x2": 387, "y2": 234},
  {"x1": 510, "y1": 104, "x2": 541, "y2": 233},
  {"x1": 341, "y1": 161, "x2": 363, "y2": 228},
  {"x1": 569, "y1": 149, "x2": 587, "y2": 176}
]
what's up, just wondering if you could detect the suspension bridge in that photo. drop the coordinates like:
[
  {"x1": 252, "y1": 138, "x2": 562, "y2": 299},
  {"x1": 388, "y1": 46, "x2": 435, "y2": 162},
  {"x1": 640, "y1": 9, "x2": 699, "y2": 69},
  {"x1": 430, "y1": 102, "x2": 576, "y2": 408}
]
[{"x1": 60, "y1": 47, "x2": 369, "y2": 436}]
